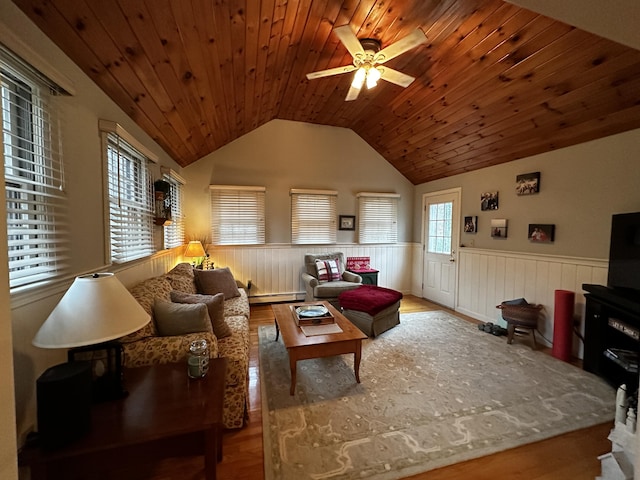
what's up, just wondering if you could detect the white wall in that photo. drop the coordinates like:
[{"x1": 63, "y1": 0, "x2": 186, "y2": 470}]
[
  {"x1": 181, "y1": 119, "x2": 415, "y2": 245},
  {"x1": 413, "y1": 128, "x2": 640, "y2": 259}
]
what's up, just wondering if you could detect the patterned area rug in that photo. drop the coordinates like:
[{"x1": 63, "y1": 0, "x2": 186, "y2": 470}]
[{"x1": 259, "y1": 311, "x2": 615, "y2": 480}]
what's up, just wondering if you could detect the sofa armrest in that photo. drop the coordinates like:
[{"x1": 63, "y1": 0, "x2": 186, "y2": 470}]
[
  {"x1": 121, "y1": 332, "x2": 219, "y2": 368},
  {"x1": 342, "y1": 271, "x2": 362, "y2": 283},
  {"x1": 301, "y1": 272, "x2": 319, "y2": 288}
]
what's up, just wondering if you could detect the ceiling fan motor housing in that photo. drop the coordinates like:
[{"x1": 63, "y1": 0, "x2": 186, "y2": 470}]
[
  {"x1": 359, "y1": 38, "x2": 382, "y2": 53},
  {"x1": 355, "y1": 38, "x2": 382, "y2": 68}
]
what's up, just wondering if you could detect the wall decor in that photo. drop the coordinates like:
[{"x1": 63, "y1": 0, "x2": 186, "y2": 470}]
[
  {"x1": 528, "y1": 223, "x2": 555, "y2": 243},
  {"x1": 516, "y1": 172, "x2": 540, "y2": 195},
  {"x1": 481, "y1": 192, "x2": 499, "y2": 210},
  {"x1": 464, "y1": 216, "x2": 478, "y2": 233},
  {"x1": 491, "y1": 218, "x2": 508, "y2": 238},
  {"x1": 339, "y1": 215, "x2": 355, "y2": 231}
]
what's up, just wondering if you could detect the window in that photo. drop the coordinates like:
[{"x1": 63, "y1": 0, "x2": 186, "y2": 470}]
[
  {"x1": 162, "y1": 168, "x2": 185, "y2": 249},
  {"x1": 100, "y1": 121, "x2": 156, "y2": 263},
  {"x1": 427, "y1": 201, "x2": 452, "y2": 254},
  {"x1": 1, "y1": 48, "x2": 67, "y2": 288},
  {"x1": 210, "y1": 185, "x2": 265, "y2": 245},
  {"x1": 291, "y1": 189, "x2": 337, "y2": 245},
  {"x1": 357, "y1": 193, "x2": 399, "y2": 244}
]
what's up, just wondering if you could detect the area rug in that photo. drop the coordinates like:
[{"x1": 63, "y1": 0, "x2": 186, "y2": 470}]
[{"x1": 259, "y1": 311, "x2": 615, "y2": 480}]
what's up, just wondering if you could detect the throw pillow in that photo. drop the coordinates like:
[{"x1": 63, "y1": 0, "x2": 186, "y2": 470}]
[
  {"x1": 170, "y1": 291, "x2": 231, "y2": 338},
  {"x1": 193, "y1": 267, "x2": 241, "y2": 299},
  {"x1": 153, "y1": 299, "x2": 212, "y2": 337},
  {"x1": 315, "y1": 259, "x2": 341, "y2": 283}
]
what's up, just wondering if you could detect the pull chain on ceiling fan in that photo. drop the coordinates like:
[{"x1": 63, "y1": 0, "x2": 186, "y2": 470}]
[{"x1": 306, "y1": 25, "x2": 428, "y2": 101}]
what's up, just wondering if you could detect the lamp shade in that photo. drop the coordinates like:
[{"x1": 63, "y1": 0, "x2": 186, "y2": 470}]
[
  {"x1": 184, "y1": 241, "x2": 206, "y2": 257},
  {"x1": 33, "y1": 273, "x2": 150, "y2": 349}
]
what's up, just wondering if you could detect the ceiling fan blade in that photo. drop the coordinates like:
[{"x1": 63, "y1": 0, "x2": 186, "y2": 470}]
[
  {"x1": 379, "y1": 67, "x2": 416, "y2": 88},
  {"x1": 306, "y1": 65, "x2": 356, "y2": 80},
  {"x1": 374, "y1": 29, "x2": 427, "y2": 64},
  {"x1": 345, "y1": 82, "x2": 362, "y2": 101},
  {"x1": 334, "y1": 25, "x2": 365, "y2": 59}
]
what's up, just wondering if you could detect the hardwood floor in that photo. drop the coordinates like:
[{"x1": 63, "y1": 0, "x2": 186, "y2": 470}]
[{"x1": 130, "y1": 296, "x2": 612, "y2": 479}]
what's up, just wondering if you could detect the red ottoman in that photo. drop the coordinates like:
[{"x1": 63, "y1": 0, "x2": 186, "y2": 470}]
[{"x1": 339, "y1": 285, "x2": 403, "y2": 337}]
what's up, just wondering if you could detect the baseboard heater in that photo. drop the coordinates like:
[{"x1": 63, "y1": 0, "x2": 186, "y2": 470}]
[{"x1": 248, "y1": 292, "x2": 305, "y2": 304}]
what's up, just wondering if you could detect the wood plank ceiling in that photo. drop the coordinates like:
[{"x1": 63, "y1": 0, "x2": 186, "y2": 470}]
[{"x1": 12, "y1": 0, "x2": 640, "y2": 185}]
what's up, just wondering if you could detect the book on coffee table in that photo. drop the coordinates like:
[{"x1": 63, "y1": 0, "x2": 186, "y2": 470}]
[
  {"x1": 300, "y1": 323, "x2": 343, "y2": 336},
  {"x1": 290, "y1": 304, "x2": 335, "y2": 326}
]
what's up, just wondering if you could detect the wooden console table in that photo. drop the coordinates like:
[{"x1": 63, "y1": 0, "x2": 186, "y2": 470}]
[{"x1": 19, "y1": 358, "x2": 227, "y2": 479}]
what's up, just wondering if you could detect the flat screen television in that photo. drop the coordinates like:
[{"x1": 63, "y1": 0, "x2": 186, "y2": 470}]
[{"x1": 607, "y1": 212, "x2": 640, "y2": 294}]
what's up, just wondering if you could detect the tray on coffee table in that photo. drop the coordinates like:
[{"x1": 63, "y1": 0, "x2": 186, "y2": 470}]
[{"x1": 290, "y1": 304, "x2": 335, "y2": 326}]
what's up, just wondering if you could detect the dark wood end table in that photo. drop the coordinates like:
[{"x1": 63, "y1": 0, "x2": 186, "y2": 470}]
[{"x1": 19, "y1": 358, "x2": 227, "y2": 479}]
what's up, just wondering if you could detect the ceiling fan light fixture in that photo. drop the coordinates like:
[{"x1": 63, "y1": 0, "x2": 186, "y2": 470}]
[
  {"x1": 306, "y1": 26, "x2": 427, "y2": 101},
  {"x1": 366, "y1": 67, "x2": 381, "y2": 89},
  {"x1": 352, "y1": 67, "x2": 366, "y2": 89}
]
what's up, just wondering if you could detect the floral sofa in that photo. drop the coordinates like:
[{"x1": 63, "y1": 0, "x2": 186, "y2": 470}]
[{"x1": 119, "y1": 263, "x2": 250, "y2": 429}]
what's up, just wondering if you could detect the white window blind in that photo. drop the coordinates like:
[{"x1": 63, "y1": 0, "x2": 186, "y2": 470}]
[
  {"x1": 1, "y1": 47, "x2": 68, "y2": 288},
  {"x1": 162, "y1": 168, "x2": 185, "y2": 249},
  {"x1": 357, "y1": 193, "x2": 400, "y2": 244},
  {"x1": 210, "y1": 185, "x2": 265, "y2": 245},
  {"x1": 291, "y1": 189, "x2": 337, "y2": 245},
  {"x1": 103, "y1": 130, "x2": 154, "y2": 263}
]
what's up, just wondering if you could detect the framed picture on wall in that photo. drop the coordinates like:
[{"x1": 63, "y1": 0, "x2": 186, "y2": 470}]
[
  {"x1": 528, "y1": 223, "x2": 555, "y2": 242},
  {"x1": 481, "y1": 192, "x2": 499, "y2": 210},
  {"x1": 491, "y1": 218, "x2": 508, "y2": 238},
  {"x1": 339, "y1": 215, "x2": 355, "y2": 231},
  {"x1": 516, "y1": 172, "x2": 540, "y2": 195},
  {"x1": 464, "y1": 216, "x2": 478, "y2": 233}
]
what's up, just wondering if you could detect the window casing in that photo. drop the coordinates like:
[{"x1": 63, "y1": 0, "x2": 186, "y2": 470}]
[
  {"x1": 2, "y1": 48, "x2": 67, "y2": 288},
  {"x1": 102, "y1": 127, "x2": 154, "y2": 263},
  {"x1": 291, "y1": 189, "x2": 337, "y2": 245},
  {"x1": 162, "y1": 168, "x2": 186, "y2": 249},
  {"x1": 357, "y1": 193, "x2": 399, "y2": 244},
  {"x1": 210, "y1": 185, "x2": 265, "y2": 245}
]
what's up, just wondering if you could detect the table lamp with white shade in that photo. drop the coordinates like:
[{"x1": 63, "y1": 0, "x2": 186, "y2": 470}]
[{"x1": 32, "y1": 272, "x2": 150, "y2": 448}]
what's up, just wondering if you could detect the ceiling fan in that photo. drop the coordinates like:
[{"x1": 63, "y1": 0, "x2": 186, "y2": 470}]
[{"x1": 306, "y1": 25, "x2": 428, "y2": 101}]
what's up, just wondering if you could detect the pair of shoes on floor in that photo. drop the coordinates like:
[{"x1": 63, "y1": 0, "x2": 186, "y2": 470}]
[{"x1": 478, "y1": 322, "x2": 507, "y2": 336}]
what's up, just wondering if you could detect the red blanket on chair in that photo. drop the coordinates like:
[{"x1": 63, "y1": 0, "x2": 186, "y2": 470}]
[{"x1": 339, "y1": 285, "x2": 403, "y2": 316}]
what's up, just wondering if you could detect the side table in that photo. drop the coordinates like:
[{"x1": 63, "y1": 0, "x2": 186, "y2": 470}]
[
  {"x1": 19, "y1": 358, "x2": 227, "y2": 479},
  {"x1": 348, "y1": 269, "x2": 379, "y2": 286}
]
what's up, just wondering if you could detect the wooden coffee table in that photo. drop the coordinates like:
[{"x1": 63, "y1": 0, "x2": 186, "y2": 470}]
[
  {"x1": 272, "y1": 301, "x2": 367, "y2": 395},
  {"x1": 19, "y1": 358, "x2": 227, "y2": 479}
]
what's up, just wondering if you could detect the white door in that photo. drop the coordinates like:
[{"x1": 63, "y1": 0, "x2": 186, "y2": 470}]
[{"x1": 422, "y1": 189, "x2": 461, "y2": 309}]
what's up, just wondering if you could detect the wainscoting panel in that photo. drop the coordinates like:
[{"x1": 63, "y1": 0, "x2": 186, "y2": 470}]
[
  {"x1": 456, "y1": 248, "x2": 608, "y2": 357},
  {"x1": 207, "y1": 244, "x2": 414, "y2": 303}
]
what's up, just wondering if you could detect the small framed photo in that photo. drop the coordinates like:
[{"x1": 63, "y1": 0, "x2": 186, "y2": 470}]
[
  {"x1": 491, "y1": 218, "x2": 508, "y2": 238},
  {"x1": 516, "y1": 172, "x2": 540, "y2": 195},
  {"x1": 528, "y1": 223, "x2": 555, "y2": 243},
  {"x1": 481, "y1": 192, "x2": 499, "y2": 210},
  {"x1": 464, "y1": 216, "x2": 478, "y2": 233},
  {"x1": 339, "y1": 215, "x2": 355, "y2": 231}
]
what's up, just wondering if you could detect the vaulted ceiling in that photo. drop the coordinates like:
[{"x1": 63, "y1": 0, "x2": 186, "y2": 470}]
[{"x1": 12, "y1": 0, "x2": 640, "y2": 184}]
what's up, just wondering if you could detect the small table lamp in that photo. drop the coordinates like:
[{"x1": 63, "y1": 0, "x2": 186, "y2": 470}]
[
  {"x1": 32, "y1": 273, "x2": 150, "y2": 448},
  {"x1": 184, "y1": 240, "x2": 207, "y2": 268}
]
